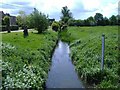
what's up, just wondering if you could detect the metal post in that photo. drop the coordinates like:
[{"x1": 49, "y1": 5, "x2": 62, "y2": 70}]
[{"x1": 101, "y1": 34, "x2": 105, "y2": 71}]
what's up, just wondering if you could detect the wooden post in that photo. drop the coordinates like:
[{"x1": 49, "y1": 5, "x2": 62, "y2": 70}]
[{"x1": 101, "y1": 34, "x2": 105, "y2": 71}]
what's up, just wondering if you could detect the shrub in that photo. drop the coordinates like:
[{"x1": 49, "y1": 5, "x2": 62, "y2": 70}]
[
  {"x1": 0, "y1": 25, "x2": 7, "y2": 31},
  {"x1": 0, "y1": 25, "x2": 19, "y2": 31},
  {"x1": 30, "y1": 8, "x2": 49, "y2": 33},
  {"x1": 10, "y1": 25, "x2": 19, "y2": 30},
  {"x1": 51, "y1": 21, "x2": 59, "y2": 32}
]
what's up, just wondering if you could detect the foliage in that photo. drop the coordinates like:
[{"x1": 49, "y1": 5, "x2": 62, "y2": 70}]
[
  {"x1": 1, "y1": 25, "x2": 7, "y2": 31},
  {"x1": 16, "y1": 11, "x2": 27, "y2": 27},
  {"x1": 61, "y1": 6, "x2": 73, "y2": 24},
  {"x1": 10, "y1": 25, "x2": 19, "y2": 30},
  {"x1": 1, "y1": 25, "x2": 18, "y2": 31},
  {"x1": 60, "y1": 26, "x2": 119, "y2": 88},
  {"x1": 67, "y1": 13, "x2": 119, "y2": 26},
  {"x1": 109, "y1": 15, "x2": 118, "y2": 25},
  {"x1": 94, "y1": 13, "x2": 104, "y2": 26},
  {"x1": 2, "y1": 30, "x2": 58, "y2": 89},
  {"x1": 3, "y1": 16, "x2": 10, "y2": 26},
  {"x1": 51, "y1": 21, "x2": 60, "y2": 31},
  {"x1": 3, "y1": 16, "x2": 10, "y2": 33},
  {"x1": 30, "y1": 8, "x2": 49, "y2": 33}
]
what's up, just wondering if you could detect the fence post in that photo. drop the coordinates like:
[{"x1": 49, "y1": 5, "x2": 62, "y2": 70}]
[{"x1": 101, "y1": 34, "x2": 105, "y2": 71}]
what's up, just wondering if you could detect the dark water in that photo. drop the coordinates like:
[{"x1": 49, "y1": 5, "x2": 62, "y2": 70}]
[{"x1": 46, "y1": 41, "x2": 84, "y2": 88}]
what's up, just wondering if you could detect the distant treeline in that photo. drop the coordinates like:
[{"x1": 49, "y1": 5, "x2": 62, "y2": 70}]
[{"x1": 68, "y1": 13, "x2": 119, "y2": 26}]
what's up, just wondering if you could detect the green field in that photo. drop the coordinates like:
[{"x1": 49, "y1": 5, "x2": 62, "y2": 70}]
[
  {"x1": 60, "y1": 26, "x2": 119, "y2": 88},
  {"x1": 1, "y1": 30, "x2": 58, "y2": 89}
]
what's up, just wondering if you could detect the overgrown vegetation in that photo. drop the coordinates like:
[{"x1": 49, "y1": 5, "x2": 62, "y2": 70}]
[
  {"x1": 60, "y1": 26, "x2": 119, "y2": 88},
  {"x1": 2, "y1": 30, "x2": 58, "y2": 89}
]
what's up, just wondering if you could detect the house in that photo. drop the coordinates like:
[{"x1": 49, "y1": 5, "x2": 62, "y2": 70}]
[
  {"x1": 10, "y1": 16, "x2": 16, "y2": 25},
  {"x1": 0, "y1": 11, "x2": 16, "y2": 25},
  {"x1": 0, "y1": 11, "x2": 4, "y2": 25}
]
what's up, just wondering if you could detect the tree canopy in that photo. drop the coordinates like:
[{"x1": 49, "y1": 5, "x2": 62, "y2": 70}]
[
  {"x1": 30, "y1": 8, "x2": 49, "y2": 33},
  {"x1": 61, "y1": 6, "x2": 73, "y2": 24}
]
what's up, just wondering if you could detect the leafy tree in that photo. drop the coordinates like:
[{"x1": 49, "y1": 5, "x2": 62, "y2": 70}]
[
  {"x1": 103, "y1": 17, "x2": 110, "y2": 25},
  {"x1": 61, "y1": 6, "x2": 73, "y2": 24},
  {"x1": 109, "y1": 15, "x2": 117, "y2": 25},
  {"x1": 16, "y1": 11, "x2": 26, "y2": 27},
  {"x1": 87, "y1": 16, "x2": 96, "y2": 26},
  {"x1": 3, "y1": 16, "x2": 10, "y2": 33},
  {"x1": 30, "y1": 8, "x2": 49, "y2": 33},
  {"x1": 84, "y1": 19, "x2": 90, "y2": 26},
  {"x1": 26, "y1": 15, "x2": 34, "y2": 29},
  {"x1": 94, "y1": 13, "x2": 104, "y2": 25},
  {"x1": 16, "y1": 15, "x2": 22, "y2": 27},
  {"x1": 68, "y1": 19, "x2": 76, "y2": 26}
]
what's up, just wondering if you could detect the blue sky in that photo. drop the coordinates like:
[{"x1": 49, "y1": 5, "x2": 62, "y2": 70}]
[{"x1": 0, "y1": 0, "x2": 119, "y2": 20}]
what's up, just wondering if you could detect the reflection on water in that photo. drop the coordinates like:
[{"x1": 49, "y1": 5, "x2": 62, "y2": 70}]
[{"x1": 46, "y1": 40, "x2": 84, "y2": 88}]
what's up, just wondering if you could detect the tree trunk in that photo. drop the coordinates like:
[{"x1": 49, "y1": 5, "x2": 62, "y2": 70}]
[{"x1": 7, "y1": 25, "x2": 11, "y2": 33}]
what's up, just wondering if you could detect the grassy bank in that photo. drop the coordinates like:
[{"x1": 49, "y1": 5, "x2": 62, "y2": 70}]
[
  {"x1": 2, "y1": 30, "x2": 58, "y2": 89},
  {"x1": 60, "y1": 26, "x2": 120, "y2": 88}
]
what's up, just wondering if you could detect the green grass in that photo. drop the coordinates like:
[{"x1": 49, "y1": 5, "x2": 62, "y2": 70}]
[
  {"x1": 2, "y1": 30, "x2": 57, "y2": 50},
  {"x1": 60, "y1": 26, "x2": 119, "y2": 88},
  {"x1": 60, "y1": 26, "x2": 118, "y2": 43},
  {"x1": 1, "y1": 30, "x2": 58, "y2": 89}
]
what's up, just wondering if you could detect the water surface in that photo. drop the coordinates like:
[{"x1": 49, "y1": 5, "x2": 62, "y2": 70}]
[{"x1": 46, "y1": 41, "x2": 84, "y2": 88}]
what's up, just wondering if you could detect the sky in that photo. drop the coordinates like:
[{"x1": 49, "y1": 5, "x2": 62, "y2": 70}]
[{"x1": 0, "y1": 0, "x2": 119, "y2": 21}]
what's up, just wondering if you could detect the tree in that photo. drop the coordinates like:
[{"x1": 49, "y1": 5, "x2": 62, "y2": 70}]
[
  {"x1": 94, "y1": 13, "x2": 104, "y2": 26},
  {"x1": 61, "y1": 6, "x2": 73, "y2": 24},
  {"x1": 30, "y1": 8, "x2": 49, "y2": 33},
  {"x1": 87, "y1": 16, "x2": 96, "y2": 26},
  {"x1": 103, "y1": 17, "x2": 110, "y2": 25},
  {"x1": 26, "y1": 15, "x2": 34, "y2": 29},
  {"x1": 109, "y1": 15, "x2": 117, "y2": 25},
  {"x1": 68, "y1": 19, "x2": 76, "y2": 26},
  {"x1": 16, "y1": 11, "x2": 26, "y2": 27},
  {"x1": 3, "y1": 16, "x2": 10, "y2": 33}
]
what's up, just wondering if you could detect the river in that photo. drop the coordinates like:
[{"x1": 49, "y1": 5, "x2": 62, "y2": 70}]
[{"x1": 46, "y1": 40, "x2": 84, "y2": 89}]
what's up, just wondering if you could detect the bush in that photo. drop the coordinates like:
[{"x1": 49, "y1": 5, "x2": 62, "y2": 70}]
[
  {"x1": 30, "y1": 8, "x2": 49, "y2": 33},
  {"x1": 51, "y1": 21, "x2": 59, "y2": 32},
  {"x1": 10, "y1": 25, "x2": 19, "y2": 30},
  {"x1": 0, "y1": 25, "x2": 19, "y2": 31},
  {"x1": 0, "y1": 25, "x2": 7, "y2": 31}
]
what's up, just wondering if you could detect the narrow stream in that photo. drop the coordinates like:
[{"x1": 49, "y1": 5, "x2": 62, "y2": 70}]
[{"x1": 46, "y1": 40, "x2": 84, "y2": 88}]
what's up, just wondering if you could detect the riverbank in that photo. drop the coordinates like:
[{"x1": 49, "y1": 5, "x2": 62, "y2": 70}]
[
  {"x1": 59, "y1": 26, "x2": 119, "y2": 88},
  {"x1": 2, "y1": 30, "x2": 58, "y2": 89}
]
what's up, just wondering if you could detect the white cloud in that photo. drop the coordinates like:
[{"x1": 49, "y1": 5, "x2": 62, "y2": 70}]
[
  {"x1": 35, "y1": 0, "x2": 75, "y2": 14},
  {"x1": 0, "y1": 0, "x2": 119, "y2": 20},
  {"x1": 82, "y1": 0, "x2": 101, "y2": 11},
  {"x1": 101, "y1": 2, "x2": 118, "y2": 17}
]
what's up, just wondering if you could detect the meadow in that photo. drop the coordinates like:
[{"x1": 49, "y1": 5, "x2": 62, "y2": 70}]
[
  {"x1": 1, "y1": 30, "x2": 58, "y2": 89},
  {"x1": 60, "y1": 26, "x2": 119, "y2": 88}
]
